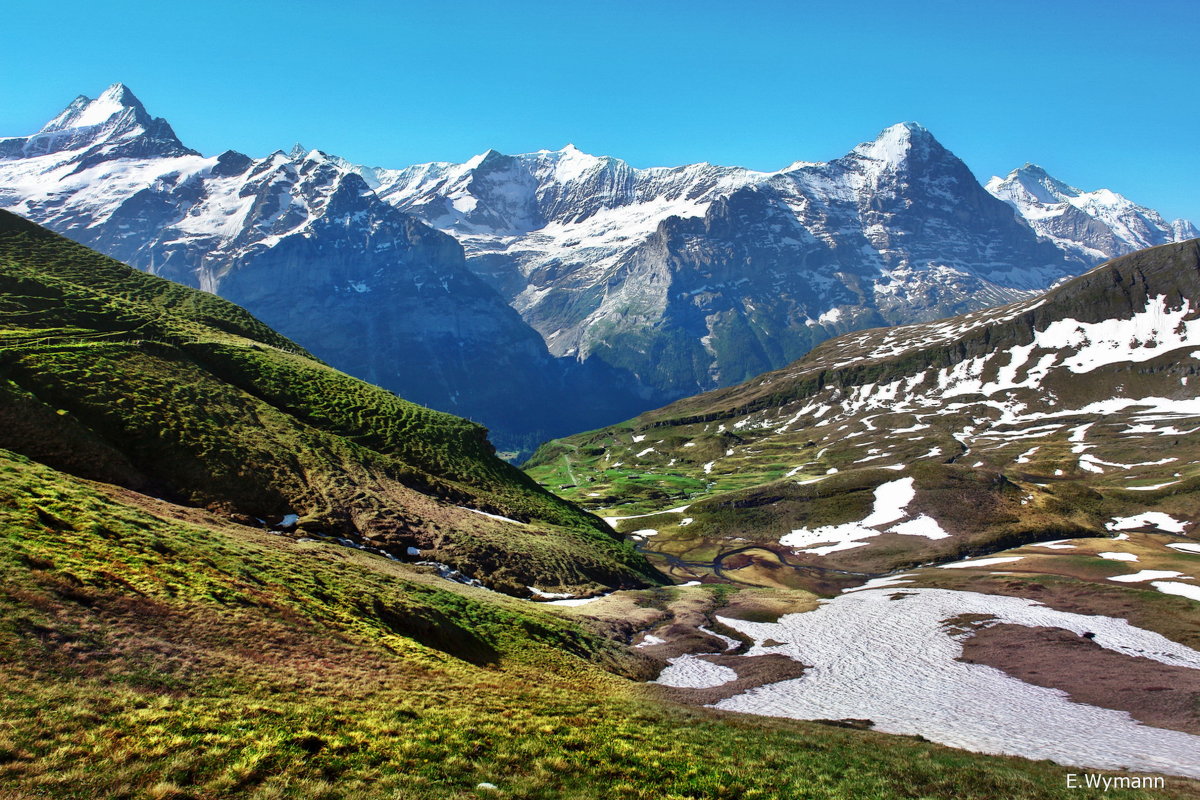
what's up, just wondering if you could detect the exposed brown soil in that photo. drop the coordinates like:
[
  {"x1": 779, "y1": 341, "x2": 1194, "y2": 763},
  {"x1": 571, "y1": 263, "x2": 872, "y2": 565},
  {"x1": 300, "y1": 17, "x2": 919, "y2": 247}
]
[
  {"x1": 945, "y1": 573, "x2": 1200, "y2": 647},
  {"x1": 647, "y1": 653, "x2": 809, "y2": 705},
  {"x1": 960, "y1": 623, "x2": 1200, "y2": 735}
]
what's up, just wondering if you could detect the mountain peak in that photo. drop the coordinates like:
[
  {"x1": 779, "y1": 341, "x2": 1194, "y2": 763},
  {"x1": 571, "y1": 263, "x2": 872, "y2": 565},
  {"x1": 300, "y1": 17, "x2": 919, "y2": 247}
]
[
  {"x1": 41, "y1": 83, "x2": 147, "y2": 134},
  {"x1": 994, "y1": 164, "x2": 1082, "y2": 204},
  {"x1": 97, "y1": 82, "x2": 145, "y2": 110},
  {"x1": 851, "y1": 121, "x2": 939, "y2": 166}
]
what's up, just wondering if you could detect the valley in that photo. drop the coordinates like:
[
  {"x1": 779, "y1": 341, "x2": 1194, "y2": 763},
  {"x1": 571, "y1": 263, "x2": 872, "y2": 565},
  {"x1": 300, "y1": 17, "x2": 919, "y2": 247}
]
[
  {"x1": 525, "y1": 240, "x2": 1200, "y2": 782},
  {"x1": 2, "y1": 117, "x2": 1200, "y2": 797}
]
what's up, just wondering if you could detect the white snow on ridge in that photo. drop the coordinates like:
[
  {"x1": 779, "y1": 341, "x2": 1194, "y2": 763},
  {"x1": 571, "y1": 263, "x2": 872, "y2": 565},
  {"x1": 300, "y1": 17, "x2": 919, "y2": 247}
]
[{"x1": 713, "y1": 588, "x2": 1200, "y2": 778}]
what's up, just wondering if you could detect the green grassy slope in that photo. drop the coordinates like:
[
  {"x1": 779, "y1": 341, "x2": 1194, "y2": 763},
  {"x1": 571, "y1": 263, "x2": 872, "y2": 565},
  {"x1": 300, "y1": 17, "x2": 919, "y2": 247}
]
[
  {"x1": 0, "y1": 448, "x2": 1172, "y2": 800},
  {"x1": 0, "y1": 210, "x2": 659, "y2": 594},
  {"x1": 526, "y1": 241, "x2": 1200, "y2": 584}
]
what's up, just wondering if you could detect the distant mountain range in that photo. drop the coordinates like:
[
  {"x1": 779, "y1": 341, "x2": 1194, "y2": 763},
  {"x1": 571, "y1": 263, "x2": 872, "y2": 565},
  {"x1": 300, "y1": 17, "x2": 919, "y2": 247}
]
[{"x1": 2, "y1": 84, "x2": 1194, "y2": 451}]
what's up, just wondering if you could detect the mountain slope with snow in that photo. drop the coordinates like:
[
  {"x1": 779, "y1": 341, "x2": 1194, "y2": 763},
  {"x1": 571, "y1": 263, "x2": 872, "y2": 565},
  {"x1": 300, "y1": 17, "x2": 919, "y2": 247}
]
[
  {"x1": 2, "y1": 85, "x2": 1194, "y2": 450},
  {"x1": 380, "y1": 123, "x2": 1093, "y2": 396},
  {"x1": 987, "y1": 164, "x2": 1198, "y2": 264},
  {"x1": 529, "y1": 240, "x2": 1200, "y2": 576},
  {"x1": 0, "y1": 85, "x2": 645, "y2": 452}
]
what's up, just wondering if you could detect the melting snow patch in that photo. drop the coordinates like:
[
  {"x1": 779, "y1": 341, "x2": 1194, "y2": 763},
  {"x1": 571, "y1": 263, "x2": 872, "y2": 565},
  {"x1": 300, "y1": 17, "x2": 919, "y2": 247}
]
[
  {"x1": 1107, "y1": 512, "x2": 1188, "y2": 534},
  {"x1": 653, "y1": 655, "x2": 738, "y2": 688},
  {"x1": 635, "y1": 634, "x2": 666, "y2": 648},
  {"x1": 1097, "y1": 552, "x2": 1138, "y2": 562},
  {"x1": 1125, "y1": 481, "x2": 1180, "y2": 491},
  {"x1": 679, "y1": 517, "x2": 694, "y2": 526},
  {"x1": 1109, "y1": 570, "x2": 1188, "y2": 583},
  {"x1": 1167, "y1": 543, "x2": 1200, "y2": 554},
  {"x1": 888, "y1": 515, "x2": 949, "y2": 539},
  {"x1": 545, "y1": 594, "x2": 608, "y2": 607},
  {"x1": 698, "y1": 625, "x2": 741, "y2": 651},
  {"x1": 938, "y1": 556, "x2": 1024, "y2": 569},
  {"x1": 713, "y1": 588, "x2": 1200, "y2": 778},
  {"x1": 842, "y1": 574, "x2": 914, "y2": 593},
  {"x1": 781, "y1": 478, "x2": 948, "y2": 554},
  {"x1": 528, "y1": 586, "x2": 575, "y2": 599},
  {"x1": 1152, "y1": 581, "x2": 1200, "y2": 602},
  {"x1": 1033, "y1": 540, "x2": 1076, "y2": 550},
  {"x1": 631, "y1": 528, "x2": 658, "y2": 538},
  {"x1": 459, "y1": 507, "x2": 525, "y2": 525}
]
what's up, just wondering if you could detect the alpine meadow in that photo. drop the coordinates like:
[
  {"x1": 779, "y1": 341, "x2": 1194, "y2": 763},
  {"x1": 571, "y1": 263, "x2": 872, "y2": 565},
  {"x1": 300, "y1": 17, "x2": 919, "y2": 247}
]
[{"x1": 2, "y1": 3, "x2": 1200, "y2": 799}]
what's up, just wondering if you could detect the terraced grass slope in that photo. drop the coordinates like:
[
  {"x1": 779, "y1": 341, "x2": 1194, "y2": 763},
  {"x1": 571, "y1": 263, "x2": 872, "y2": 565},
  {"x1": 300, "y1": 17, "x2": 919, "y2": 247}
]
[
  {"x1": 0, "y1": 448, "x2": 1175, "y2": 799},
  {"x1": 0, "y1": 210, "x2": 659, "y2": 595},
  {"x1": 527, "y1": 240, "x2": 1200, "y2": 585}
]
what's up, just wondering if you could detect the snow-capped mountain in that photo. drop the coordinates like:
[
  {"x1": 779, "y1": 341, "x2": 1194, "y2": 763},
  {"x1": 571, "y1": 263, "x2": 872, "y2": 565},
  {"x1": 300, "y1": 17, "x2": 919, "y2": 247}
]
[
  {"x1": 987, "y1": 164, "x2": 1198, "y2": 264},
  {"x1": 0, "y1": 85, "x2": 645, "y2": 452},
  {"x1": 376, "y1": 124, "x2": 1095, "y2": 395},
  {"x1": 2, "y1": 84, "x2": 1194, "y2": 451}
]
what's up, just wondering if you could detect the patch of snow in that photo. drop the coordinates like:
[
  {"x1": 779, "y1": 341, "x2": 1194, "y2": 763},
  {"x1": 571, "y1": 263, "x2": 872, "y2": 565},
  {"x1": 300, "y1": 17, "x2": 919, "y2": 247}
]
[
  {"x1": 545, "y1": 594, "x2": 608, "y2": 606},
  {"x1": 1097, "y1": 552, "x2": 1138, "y2": 562},
  {"x1": 459, "y1": 506, "x2": 525, "y2": 525},
  {"x1": 888, "y1": 514, "x2": 949, "y2": 539},
  {"x1": 698, "y1": 625, "x2": 741, "y2": 651},
  {"x1": 1167, "y1": 543, "x2": 1200, "y2": 554},
  {"x1": 1107, "y1": 512, "x2": 1187, "y2": 534},
  {"x1": 1152, "y1": 581, "x2": 1200, "y2": 602},
  {"x1": 1109, "y1": 570, "x2": 1187, "y2": 583},
  {"x1": 653, "y1": 654, "x2": 738, "y2": 688},
  {"x1": 635, "y1": 634, "x2": 666, "y2": 648},
  {"x1": 938, "y1": 556, "x2": 1024, "y2": 569},
  {"x1": 843, "y1": 574, "x2": 915, "y2": 593},
  {"x1": 713, "y1": 587, "x2": 1200, "y2": 778}
]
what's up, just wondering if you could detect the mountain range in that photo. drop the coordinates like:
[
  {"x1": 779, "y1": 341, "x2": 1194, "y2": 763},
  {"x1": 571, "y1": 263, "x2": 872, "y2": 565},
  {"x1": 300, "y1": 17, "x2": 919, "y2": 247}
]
[{"x1": 2, "y1": 83, "x2": 1195, "y2": 452}]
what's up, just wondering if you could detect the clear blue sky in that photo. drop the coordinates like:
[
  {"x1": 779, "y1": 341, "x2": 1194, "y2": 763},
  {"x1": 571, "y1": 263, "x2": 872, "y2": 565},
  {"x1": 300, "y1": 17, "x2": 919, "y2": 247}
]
[{"x1": 4, "y1": 0, "x2": 1198, "y2": 222}]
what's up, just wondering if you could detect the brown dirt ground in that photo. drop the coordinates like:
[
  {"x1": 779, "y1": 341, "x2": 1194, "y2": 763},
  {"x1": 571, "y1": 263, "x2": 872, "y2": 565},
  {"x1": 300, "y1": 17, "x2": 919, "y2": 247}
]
[{"x1": 960, "y1": 623, "x2": 1200, "y2": 735}]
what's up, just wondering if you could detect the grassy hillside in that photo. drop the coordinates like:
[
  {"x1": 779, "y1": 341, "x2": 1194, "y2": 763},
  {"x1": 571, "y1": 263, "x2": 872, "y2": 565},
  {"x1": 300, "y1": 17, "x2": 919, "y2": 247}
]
[
  {"x1": 0, "y1": 210, "x2": 659, "y2": 594},
  {"x1": 526, "y1": 241, "x2": 1200, "y2": 585},
  {"x1": 0, "y1": 448, "x2": 1173, "y2": 800}
]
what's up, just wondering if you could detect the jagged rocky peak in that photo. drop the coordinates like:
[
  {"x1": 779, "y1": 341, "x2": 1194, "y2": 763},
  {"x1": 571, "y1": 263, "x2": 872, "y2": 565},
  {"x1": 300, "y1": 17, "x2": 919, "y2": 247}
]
[
  {"x1": 988, "y1": 163, "x2": 1198, "y2": 262},
  {"x1": 989, "y1": 163, "x2": 1095, "y2": 207},
  {"x1": 848, "y1": 121, "x2": 941, "y2": 167},
  {"x1": 40, "y1": 82, "x2": 148, "y2": 132},
  {"x1": 2, "y1": 82, "x2": 196, "y2": 162}
]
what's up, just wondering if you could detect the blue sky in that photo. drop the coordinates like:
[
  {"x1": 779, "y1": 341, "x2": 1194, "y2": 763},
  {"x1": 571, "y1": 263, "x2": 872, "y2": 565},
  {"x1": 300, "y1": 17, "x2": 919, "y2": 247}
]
[{"x1": 5, "y1": 0, "x2": 1198, "y2": 222}]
